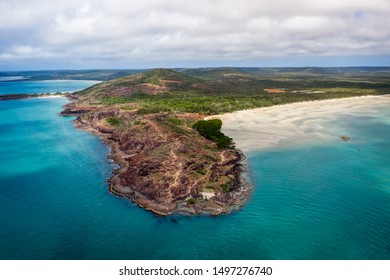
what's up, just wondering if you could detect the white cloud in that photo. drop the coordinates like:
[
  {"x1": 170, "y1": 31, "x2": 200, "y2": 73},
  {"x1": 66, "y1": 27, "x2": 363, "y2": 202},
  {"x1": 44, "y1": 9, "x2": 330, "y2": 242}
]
[{"x1": 0, "y1": 0, "x2": 389, "y2": 68}]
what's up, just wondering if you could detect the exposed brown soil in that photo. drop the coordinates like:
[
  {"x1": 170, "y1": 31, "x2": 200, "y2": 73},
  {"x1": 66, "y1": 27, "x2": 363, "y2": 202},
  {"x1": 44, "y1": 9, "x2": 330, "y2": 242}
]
[{"x1": 264, "y1": 88, "x2": 286, "y2": 94}]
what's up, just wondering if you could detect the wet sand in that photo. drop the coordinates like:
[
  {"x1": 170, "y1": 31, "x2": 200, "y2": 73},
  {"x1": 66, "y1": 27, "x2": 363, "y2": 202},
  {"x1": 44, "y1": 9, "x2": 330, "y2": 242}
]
[{"x1": 212, "y1": 95, "x2": 390, "y2": 152}]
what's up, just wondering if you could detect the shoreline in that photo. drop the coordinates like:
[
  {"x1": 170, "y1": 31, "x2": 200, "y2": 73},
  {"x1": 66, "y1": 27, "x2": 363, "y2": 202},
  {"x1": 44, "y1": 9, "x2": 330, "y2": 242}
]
[
  {"x1": 213, "y1": 94, "x2": 390, "y2": 153},
  {"x1": 0, "y1": 93, "x2": 67, "y2": 101}
]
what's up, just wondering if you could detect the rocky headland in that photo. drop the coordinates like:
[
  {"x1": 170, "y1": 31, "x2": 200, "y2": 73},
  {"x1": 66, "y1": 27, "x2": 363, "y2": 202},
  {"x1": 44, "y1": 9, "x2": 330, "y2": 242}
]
[{"x1": 60, "y1": 69, "x2": 251, "y2": 215}]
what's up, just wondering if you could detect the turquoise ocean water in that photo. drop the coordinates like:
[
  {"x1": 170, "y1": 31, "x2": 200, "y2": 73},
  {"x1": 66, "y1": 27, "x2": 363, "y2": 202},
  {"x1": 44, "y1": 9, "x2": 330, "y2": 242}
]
[
  {"x1": 0, "y1": 81, "x2": 389, "y2": 259},
  {"x1": 0, "y1": 80, "x2": 99, "y2": 95}
]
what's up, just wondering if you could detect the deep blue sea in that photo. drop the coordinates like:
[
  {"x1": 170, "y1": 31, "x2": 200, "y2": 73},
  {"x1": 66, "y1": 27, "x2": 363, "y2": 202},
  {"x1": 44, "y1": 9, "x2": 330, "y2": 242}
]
[{"x1": 0, "y1": 81, "x2": 389, "y2": 259}]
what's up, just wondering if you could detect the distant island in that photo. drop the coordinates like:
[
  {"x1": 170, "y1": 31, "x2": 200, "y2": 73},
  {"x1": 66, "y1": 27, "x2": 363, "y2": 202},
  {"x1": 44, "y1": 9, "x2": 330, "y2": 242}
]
[{"x1": 57, "y1": 67, "x2": 389, "y2": 215}]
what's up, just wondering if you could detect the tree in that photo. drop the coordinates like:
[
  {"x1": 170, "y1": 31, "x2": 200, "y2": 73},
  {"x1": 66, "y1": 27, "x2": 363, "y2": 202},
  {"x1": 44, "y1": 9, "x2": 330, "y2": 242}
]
[{"x1": 193, "y1": 119, "x2": 232, "y2": 149}]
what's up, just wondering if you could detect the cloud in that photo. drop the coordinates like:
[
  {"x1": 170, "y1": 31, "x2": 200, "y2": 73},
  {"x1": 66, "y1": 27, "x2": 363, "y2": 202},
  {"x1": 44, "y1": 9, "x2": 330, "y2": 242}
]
[{"x1": 0, "y1": 0, "x2": 389, "y2": 68}]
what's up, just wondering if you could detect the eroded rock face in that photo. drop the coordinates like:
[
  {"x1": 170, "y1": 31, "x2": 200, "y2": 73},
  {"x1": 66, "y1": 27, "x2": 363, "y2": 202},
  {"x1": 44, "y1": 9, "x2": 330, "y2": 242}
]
[{"x1": 61, "y1": 103, "x2": 250, "y2": 216}]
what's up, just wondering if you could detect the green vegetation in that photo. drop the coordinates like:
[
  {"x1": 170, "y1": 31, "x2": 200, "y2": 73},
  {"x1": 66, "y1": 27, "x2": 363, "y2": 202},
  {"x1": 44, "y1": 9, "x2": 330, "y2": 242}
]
[
  {"x1": 76, "y1": 67, "x2": 389, "y2": 116},
  {"x1": 100, "y1": 91, "x2": 383, "y2": 115},
  {"x1": 134, "y1": 120, "x2": 146, "y2": 126},
  {"x1": 193, "y1": 119, "x2": 232, "y2": 149},
  {"x1": 195, "y1": 169, "x2": 207, "y2": 175},
  {"x1": 162, "y1": 116, "x2": 190, "y2": 135},
  {"x1": 106, "y1": 117, "x2": 123, "y2": 127},
  {"x1": 120, "y1": 104, "x2": 138, "y2": 111},
  {"x1": 187, "y1": 198, "x2": 197, "y2": 204},
  {"x1": 220, "y1": 180, "x2": 233, "y2": 192}
]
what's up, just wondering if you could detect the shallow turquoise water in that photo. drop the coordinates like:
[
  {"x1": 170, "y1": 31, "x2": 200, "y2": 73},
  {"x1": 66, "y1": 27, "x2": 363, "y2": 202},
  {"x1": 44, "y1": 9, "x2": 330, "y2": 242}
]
[
  {"x1": 244, "y1": 107, "x2": 390, "y2": 259},
  {"x1": 0, "y1": 80, "x2": 99, "y2": 95},
  {"x1": 0, "y1": 83, "x2": 389, "y2": 259}
]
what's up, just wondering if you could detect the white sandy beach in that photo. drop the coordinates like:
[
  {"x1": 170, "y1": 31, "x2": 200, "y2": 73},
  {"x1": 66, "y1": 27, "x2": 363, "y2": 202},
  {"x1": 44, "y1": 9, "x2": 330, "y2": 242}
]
[
  {"x1": 212, "y1": 95, "x2": 390, "y2": 152},
  {"x1": 37, "y1": 94, "x2": 66, "y2": 99}
]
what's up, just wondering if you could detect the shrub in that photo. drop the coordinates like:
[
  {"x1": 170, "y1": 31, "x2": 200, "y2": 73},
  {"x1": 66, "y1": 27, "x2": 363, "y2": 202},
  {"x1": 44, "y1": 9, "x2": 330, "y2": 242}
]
[
  {"x1": 195, "y1": 169, "x2": 206, "y2": 175},
  {"x1": 192, "y1": 119, "x2": 232, "y2": 149},
  {"x1": 187, "y1": 198, "x2": 197, "y2": 204},
  {"x1": 220, "y1": 180, "x2": 233, "y2": 192},
  {"x1": 106, "y1": 117, "x2": 122, "y2": 126}
]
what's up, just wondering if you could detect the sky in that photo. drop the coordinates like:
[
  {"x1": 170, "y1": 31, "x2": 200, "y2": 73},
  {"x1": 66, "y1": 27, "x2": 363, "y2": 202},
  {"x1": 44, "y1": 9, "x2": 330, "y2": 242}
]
[{"x1": 1, "y1": 0, "x2": 390, "y2": 70}]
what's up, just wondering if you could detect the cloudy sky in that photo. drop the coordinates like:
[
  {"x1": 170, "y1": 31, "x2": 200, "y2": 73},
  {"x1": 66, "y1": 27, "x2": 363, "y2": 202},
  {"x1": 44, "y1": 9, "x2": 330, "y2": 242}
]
[{"x1": 1, "y1": 0, "x2": 390, "y2": 70}]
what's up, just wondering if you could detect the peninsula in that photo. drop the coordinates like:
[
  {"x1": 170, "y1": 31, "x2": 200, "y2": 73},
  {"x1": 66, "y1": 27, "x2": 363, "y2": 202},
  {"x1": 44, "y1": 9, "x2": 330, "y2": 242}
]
[{"x1": 61, "y1": 67, "x2": 390, "y2": 215}]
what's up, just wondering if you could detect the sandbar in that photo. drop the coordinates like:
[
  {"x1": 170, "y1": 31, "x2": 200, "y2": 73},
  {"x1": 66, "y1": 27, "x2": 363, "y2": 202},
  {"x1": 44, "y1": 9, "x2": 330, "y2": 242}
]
[
  {"x1": 212, "y1": 95, "x2": 390, "y2": 152},
  {"x1": 36, "y1": 94, "x2": 66, "y2": 99}
]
